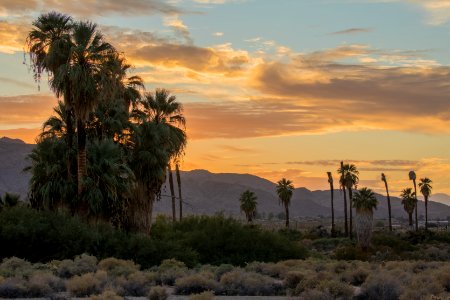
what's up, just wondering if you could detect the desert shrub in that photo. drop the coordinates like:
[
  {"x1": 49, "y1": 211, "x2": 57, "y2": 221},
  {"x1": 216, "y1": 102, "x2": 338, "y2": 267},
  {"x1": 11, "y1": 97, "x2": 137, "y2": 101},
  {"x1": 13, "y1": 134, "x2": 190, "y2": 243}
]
[
  {"x1": 0, "y1": 277, "x2": 27, "y2": 298},
  {"x1": 56, "y1": 254, "x2": 97, "y2": 278},
  {"x1": 214, "y1": 264, "x2": 234, "y2": 280},
  {"x1": 27, "y1": 273, "x2": 64, "y2": 297},
  {"x1": 157, "y1": 259, "x2": 188, "y2": 285},
  {"x1": 436, "y1": 268, "x2": 450, "y2": 292},
  {"x1": 119, "y1": 271, "x2": 152, "y2": 296},
  {"x1": 316, "y1": 279, "x2": 354, "y2": 299},
  {"x1": 372, "y1": 233, "x2": 416, "y2": 253},
  {"x1": 245, "y1": 261, "x2": 288, "y2": 278},
  {"x1": 189, "y1": 290, "x2": 215, "y2": 300},
  {"x1": 299, "y1": 288, "x2": 334, "y2": 300},
  {"x1": 342, "y1": 267, "x2": 369, "y2": 286},
  {"x1": 294, "y1": 277, "x2": 320, "y2": 295},
  {"x1": 284, "y1": 271, "x2": 306, "y2": 289},
  {"x1": 0, "y1": 257, "x2": 35, "y2": 278},
  {"x1": 148, "y1": 285, "x2": 168, "y2": 300},
  {"x1": 311, "y1": 237, "x2": 350, "y2": 251},
  {"x1": 358, "y1": 274, "x2": 402, "y2": 300},
  {"x1": 399, "y1": 274, "x2": 445, "y2": 300},
  {"x1": 98, "y1": 257, "x2": 139, "y2": 277},
  {"x1": 175, "y1": 272, "x2": 219, "y2": 295},
  {"x1": 66, "y1": 271, "x2": 107, "y2": 297},
  {"x1": 90, "y1": 289, "x2": 123, "y2": 300},
  {"x1": 219, "y1": 269, "x2": 283, "y2": 296}
]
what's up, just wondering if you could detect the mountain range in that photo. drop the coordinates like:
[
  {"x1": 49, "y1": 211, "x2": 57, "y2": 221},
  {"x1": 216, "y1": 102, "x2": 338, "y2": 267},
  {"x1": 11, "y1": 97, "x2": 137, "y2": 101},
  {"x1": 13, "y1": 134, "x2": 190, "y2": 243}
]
[{"x1": 2, "y1": 137, "x2": 450, "y2": 220}]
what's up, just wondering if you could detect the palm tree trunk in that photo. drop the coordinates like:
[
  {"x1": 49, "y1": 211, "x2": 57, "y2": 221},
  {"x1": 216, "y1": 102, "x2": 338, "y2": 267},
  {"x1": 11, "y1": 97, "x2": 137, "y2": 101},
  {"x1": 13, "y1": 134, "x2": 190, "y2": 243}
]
[
  {"x1": 76, "y1": 119, "x2": 89, "y2": 217},
  {"x1": 413, "y1": 181, "x2": 418, "y2": 231},
  {"x1": 128, "y1": 180, "x2": 154, "y2": 234},
  {"x1": 408, "y1": 212, "x2": 413, "y2": 227},
  {"x1": 355, "y1": 208, "x2": 373, "y2": 251},
  {"x1": 384, "y1": 181, "x2": 392, "y2": 232},
  {"x1": 330, "y1": 182, "x2": 335, "y2": 237},
  {"x1": 343, "y1": 186, "x2": 348, "y2": 237},
  {"x1": 425, "y1": 196, "x2": 428, "y2": 230},
  {"x1": 176, "y1": 164, "x2": 183, "y2": 221},
  {"x1": 66, "y1": 107, "x2": 74, "y2": 180},
  {"x1": 285, "y1": 205, "x2": 290, "y2": 228},
  {"x1": 348, "y1": 188, "x2": 353, "y2": 239},
  {"x1": 168, "y1": 163, "x2": 176, "y2": 222}
]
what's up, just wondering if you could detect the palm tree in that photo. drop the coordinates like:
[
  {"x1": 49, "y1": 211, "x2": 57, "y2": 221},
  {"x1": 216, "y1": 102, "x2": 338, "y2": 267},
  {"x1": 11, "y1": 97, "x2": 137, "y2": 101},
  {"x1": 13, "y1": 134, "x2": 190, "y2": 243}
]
[
  {"x1": 27, "y1": 12, "x2": 75, "y2": 179},
  {"x1": 343, "y1": 164, "x2": 359, "y2": 238},
  {"x1": 128, "y1": 90, "x2": 187, "y2": 234},
  {"x1": 168, "y1": 162, "x2": 176, "y2": 222},
  {"x1": 381, "y1": 173, "x2": 392, "y2": 232},
  {"x1": 327, "y1": 172, "x2": 335, "y2": 237},
  {"x1": 239, "y1": 190, "x2": 258, "y2": 223},
  {"x1": 400, "y1": 188, "x2": 416, "y2": 229},
  {"x1": 175, "y1": 163, "x2": 183, "y2": 220},
  {"x1": 276, "y1": 178, "x2": 294, "y2": 228},
  {"x1": 133, "y1": 89, "x2": 186, "y2": 223},
  {"x1": 419, "y1": 177, "x2": 433, "y2": 230},
  {"x1": 353, "y1": 187, "x2": 378, "y2": 250},
  {"x1": 337, "y1": 161, "x2": 348, "y2": 236},
  {"x1": 409, "y1": 171, "x2": 418, "y2": 231},
  {"x1": 52, "y1": 21, "x2": 116, "y2": 201}
]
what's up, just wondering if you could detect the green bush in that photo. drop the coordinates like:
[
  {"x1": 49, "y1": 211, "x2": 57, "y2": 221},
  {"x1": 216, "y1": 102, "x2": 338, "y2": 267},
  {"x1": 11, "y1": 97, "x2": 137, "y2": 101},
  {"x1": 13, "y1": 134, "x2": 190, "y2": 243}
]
[
  {"x1": 98, "y1": 257, "x2": 139, "y2": 277},
  {"x1": 0, "y1": 207, "x2": 307, "y2": 268}
]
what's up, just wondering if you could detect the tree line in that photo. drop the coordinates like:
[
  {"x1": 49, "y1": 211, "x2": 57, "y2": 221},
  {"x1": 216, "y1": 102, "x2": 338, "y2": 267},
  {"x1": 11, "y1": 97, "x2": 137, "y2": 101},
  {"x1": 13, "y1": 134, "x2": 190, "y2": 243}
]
[
  {"x1": 24, "y1": 12, "x2": 186, "y2": 234},
  {"x1": 239, "y1": 163, "x2": 434, "y2": 250}
]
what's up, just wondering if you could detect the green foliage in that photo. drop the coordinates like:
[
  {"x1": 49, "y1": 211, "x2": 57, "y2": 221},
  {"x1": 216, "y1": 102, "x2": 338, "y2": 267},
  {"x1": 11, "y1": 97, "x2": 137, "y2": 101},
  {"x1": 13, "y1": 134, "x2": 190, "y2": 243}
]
[
  {"x1": 353, "y1": 187, "x2": 378, "y2": 210},
  {"x1": 0, "y1": 207, "x2": 307, "y2": 268}
]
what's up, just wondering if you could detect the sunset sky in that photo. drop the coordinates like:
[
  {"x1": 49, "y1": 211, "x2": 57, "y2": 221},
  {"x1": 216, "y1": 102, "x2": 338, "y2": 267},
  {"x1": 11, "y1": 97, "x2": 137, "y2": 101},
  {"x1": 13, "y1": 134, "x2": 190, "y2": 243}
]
[{"x1": 1, "y1": 0, "x2": 450, "y2": 196}]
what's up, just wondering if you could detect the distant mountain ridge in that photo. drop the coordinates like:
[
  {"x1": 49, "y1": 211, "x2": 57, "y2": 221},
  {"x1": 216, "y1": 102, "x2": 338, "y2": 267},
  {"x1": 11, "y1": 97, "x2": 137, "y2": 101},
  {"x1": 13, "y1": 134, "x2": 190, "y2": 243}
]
[{"x1": 2, "y1": 137, "x2": 450, "y2": 220}]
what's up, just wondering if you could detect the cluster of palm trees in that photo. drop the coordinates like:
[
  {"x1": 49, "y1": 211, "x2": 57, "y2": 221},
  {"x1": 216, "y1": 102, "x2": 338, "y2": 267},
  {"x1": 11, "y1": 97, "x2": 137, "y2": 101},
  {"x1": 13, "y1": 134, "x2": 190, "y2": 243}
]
[{"x1": 25, "y1": 12, "x2": 186, "y2": 234}]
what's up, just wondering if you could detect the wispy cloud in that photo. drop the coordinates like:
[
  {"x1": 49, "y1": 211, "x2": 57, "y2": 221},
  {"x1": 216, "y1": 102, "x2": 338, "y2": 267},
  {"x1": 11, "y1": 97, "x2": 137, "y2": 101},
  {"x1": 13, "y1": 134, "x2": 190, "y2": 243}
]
[{"x1": 330, "y1": 27, "x2": 372, "y2": 35}]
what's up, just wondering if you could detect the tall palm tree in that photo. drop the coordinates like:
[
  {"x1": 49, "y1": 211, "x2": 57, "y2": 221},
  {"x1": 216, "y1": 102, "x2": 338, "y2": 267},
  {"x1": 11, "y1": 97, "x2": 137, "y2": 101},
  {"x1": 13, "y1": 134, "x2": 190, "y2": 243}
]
[
  {"x1": 419, "y1": 177, "x2": 433, "y2": 230},
  {"x1": 381, "y1": 173, "x2": 392, "y2": 232},
  {"x1": 409, "y1": 171, "x2": 418, "y2": 231},
  {"x1": 353, "y1": 187, "x2": 378, "y2": 250},
  {"x1": 337, "y1": 161, "x2": 348, "y2": 236},
  {"x1": 128, "y1": 90, "x2": 187, "y2": 234},
  {"x1": 27, "y1": 12, "x2": 75, "y2": 180},
  {"x1": 176, "y1": 163, "x2": 183, "y2": 221},
  {"x1": 400, "y1": 188, "x2": 416, "y2": 229},
  {"x1": 168, "y1": 162, "x2": 176, "y2": 222},
  {"x1": 52, "y1": 21, "x2": 116, "y2": 201},
  {"x1": 343, "y1": 164, "x2": 359, "y2": 238},
  {"x1": 239, "y1": 190, "x2": 258, "y2": 223},
  {"x1": 133, "y1": 89, "x2": 186, "y2": 222},
  {"x1": 276, "y1": 178, "x2": 294, "y2": 228},
  {"x1": 327, "y1": 172, "x2": 335, "y2": 237}
]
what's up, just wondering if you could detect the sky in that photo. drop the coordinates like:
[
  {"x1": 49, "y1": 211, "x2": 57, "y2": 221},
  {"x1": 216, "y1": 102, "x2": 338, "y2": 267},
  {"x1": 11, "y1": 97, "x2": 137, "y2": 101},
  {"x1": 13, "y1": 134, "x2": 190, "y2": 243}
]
[{"x1": 0, "y1": 0, "x2": 450, "y2": 197}]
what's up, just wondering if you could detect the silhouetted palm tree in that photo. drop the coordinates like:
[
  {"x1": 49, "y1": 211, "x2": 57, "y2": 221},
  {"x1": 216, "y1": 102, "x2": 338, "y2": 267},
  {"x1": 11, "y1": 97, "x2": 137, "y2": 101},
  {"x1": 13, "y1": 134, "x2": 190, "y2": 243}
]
[
  {"x1": 353, "y1": 187, "x2": 378, "y2": 250},
  {"x1": 409, "y1": 171, "x2": 418, "y2": 231},
  {"x1": 401, "y1": 188, "x2": 416, "y2": 229},
  {"x1": 168, "y1": 162, "x2": 176, "y2": 222},
  {"x1": 276, "y1": 178, "x2": 294, "y2": 228},
  {"x1": 343, "y1": 164, "x2": 359, "y2": 238},
  {"x1": 381, "y1": 173, "x2": 392, "y2": 232},
  {"x1": 27, "y1": 12, "x2": 75, "y2": 179},
  {"x1": 337, "y1": 162, "x2": 349, "y2": 236},
  {"x1": 419, "y1": 177, "x2": 433, "y2": 230},
  {"x1": 239, "y1": 190, "x2": 258, "y2": 223},
  {"x1": 176, "y1": 163, "x2": 183, "y2": 220},
  {"x1": 51, "y1": 21, "x2": 116, "y2": 203},
  {"x1": 327, "y1": 172, "x2": 335, "y2": 237}
]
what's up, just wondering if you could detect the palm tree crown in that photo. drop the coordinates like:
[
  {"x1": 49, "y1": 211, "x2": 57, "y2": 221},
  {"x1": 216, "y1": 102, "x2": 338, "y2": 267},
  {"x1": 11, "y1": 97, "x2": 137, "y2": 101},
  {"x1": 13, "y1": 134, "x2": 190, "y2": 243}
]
[
  {"x1": 239, "y1": 190, "x2": 258, "y2": 223},
  {"x1": 276, "y1": 178, "x2": 294, "y2": 206},
  {"x1": 419, "y1": 178, "x2": 432, "y2": 198},
  {"x1": 353, "y1": 188, "x2": 378, "y2": 210}
]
